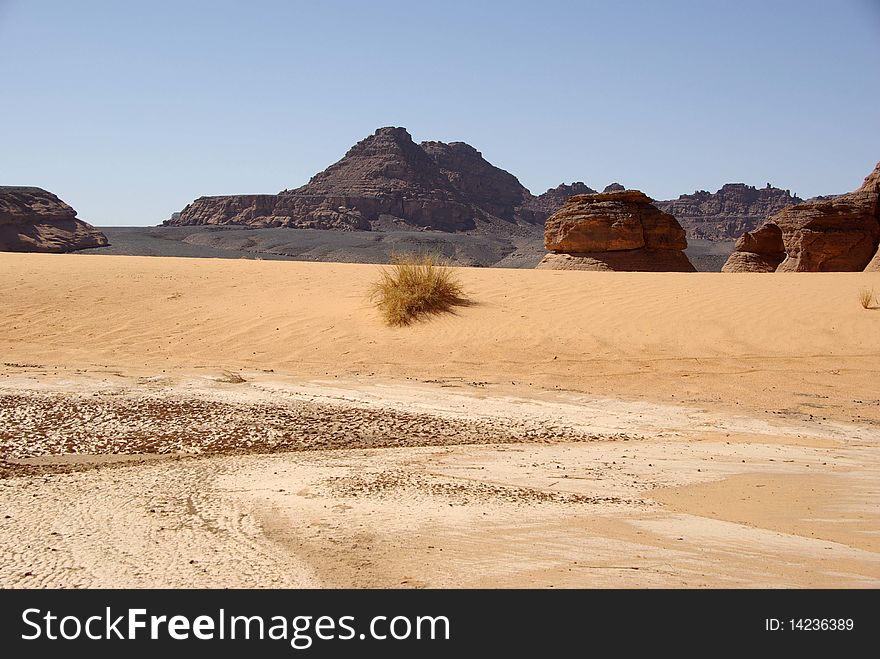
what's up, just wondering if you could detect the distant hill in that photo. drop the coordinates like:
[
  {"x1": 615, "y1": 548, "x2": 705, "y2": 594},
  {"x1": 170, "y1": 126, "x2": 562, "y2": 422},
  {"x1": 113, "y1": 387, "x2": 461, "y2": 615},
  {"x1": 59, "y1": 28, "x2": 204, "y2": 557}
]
[
  {"x1": 166, "y1": 127, "x2": 622, "y2": 236},
  {"x1": 165, "y1": 126, "x2": 825, "y2": 246},
  {"x1": 168, "y1": 127, "x2": 550, "y2": 233},
  {"x1": 655, "y1": 184, "x2": 803, "y2": 240}
]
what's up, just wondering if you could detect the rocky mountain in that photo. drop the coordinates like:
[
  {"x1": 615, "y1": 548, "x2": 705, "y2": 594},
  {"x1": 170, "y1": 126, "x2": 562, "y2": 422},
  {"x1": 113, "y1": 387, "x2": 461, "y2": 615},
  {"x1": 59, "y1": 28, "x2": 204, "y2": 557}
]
[
  {"x1": 165, "y1": 126, "x2": 839, "y2": 250},
  {"x1": 723, "y1": 162, "x2": 880, "y2": 272},
  {"x1": 655, "y1": 183, "x2": 802, "y2": 241},
  {"x1": 167, "y1": 127, "x2": 553, "y2": 233},
  {"x1": 0, "y1": 187, "x2": 108, "y2": 253},
  {"x1": 536, "y1": 190, "x2": 695, "y2": 271},
  {"x1": 419, "y1": 140, "x2": 532, "y2": 222}
]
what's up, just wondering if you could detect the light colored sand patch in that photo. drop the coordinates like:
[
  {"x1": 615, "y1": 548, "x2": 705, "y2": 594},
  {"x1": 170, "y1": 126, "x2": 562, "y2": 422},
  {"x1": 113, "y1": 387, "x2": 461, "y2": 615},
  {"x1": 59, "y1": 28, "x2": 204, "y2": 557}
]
[
  {"x1": 253, "y1": 376, "x2": 880, "y2": 442},
  {"x1": 651, "y1": 472, "x2": 880, "y2": 552},
  {"x1": 628, "y1": 515, "x2": 879, "y2": 587},
  {"x1": 3, "y1": 436, "x2": 875, "y2": 588}
]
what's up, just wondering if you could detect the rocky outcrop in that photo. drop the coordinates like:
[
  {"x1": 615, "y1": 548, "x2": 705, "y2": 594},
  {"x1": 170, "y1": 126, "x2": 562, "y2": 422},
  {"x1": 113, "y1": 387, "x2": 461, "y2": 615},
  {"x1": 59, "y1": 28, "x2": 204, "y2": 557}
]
[
  {"x1": 0, "y1": 187, "x2": 108, "y2": 253},
  {"x1": 720, "y1": 224, "x2": 786, "y2": 272},
  {"x1": 168, "y1": 127, "x2": 553, "y2": 232},
  {"x1": 722, "y1": 162, "x2": 880, "y2": 272},
  {"x1": 175, "y1": 194, "x2": 372, "y2": 230},
  {"x1": 536, "y1": 190, "x2": 695, "y2": 272},
  {"x1": 656, "y1": 183, "x2": 802, "y2": 241},
  {"x1": 603, "y1": 183, "x2": 625, "y2": 193}
]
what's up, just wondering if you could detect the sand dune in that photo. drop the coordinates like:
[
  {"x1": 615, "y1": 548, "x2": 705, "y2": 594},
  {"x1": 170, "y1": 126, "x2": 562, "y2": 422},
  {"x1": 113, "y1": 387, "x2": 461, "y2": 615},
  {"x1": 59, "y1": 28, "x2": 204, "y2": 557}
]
[
  {"x1": 1, "y1": 253, "x2": 878, "y2": 587},
  {"x1": 2, "y1": 253, "x2": 878, "y2": 420}
]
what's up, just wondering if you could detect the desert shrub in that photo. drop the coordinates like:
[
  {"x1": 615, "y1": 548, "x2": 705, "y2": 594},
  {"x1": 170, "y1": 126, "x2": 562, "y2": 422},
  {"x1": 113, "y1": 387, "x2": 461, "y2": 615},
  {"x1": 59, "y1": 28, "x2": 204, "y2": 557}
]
[
  {"x1": 217, "y1": 370, "x2": 247, "y2": 383},
  {"x1": 859, "y1": 287, "x2": 875, "y2": 310},
  {"x1": 370, "y1": 253, "x2": 469, "y2": 326}
]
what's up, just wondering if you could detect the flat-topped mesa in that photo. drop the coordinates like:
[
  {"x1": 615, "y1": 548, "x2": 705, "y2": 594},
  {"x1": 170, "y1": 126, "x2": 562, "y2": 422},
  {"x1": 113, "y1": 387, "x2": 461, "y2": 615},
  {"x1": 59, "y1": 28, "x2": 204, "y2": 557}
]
[
  {"x1": 0, "y1": 187, "x2": 108, "y2": 253},
  {"x1": 536, "y1": 190, "x2": 696, "y2": 272},
  {"x1": 722, "y1": 162, "x2": 880, "y2": 272},
  {"x1": 656, "y1": 183, "x2": 802, "y2": 241}
]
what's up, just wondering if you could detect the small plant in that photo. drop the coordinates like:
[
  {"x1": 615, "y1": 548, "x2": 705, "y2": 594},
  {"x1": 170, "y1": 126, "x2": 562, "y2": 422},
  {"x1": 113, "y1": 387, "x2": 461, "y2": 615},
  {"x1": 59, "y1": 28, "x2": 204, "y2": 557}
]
[
  {"x1": 859, "y1": 287, "x2": 875, "y2": 310},
  {"x1": 217, "y1": 370, "x2": 247, "y2": 384},
  {"x1": 370, "y1": 253, "x2": 469, "y2": 326}
]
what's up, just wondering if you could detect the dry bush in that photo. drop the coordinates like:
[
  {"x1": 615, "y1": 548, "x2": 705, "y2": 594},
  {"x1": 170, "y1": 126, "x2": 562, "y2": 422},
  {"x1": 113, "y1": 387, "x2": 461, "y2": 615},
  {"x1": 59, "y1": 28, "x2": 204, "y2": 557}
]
[
  {"x1": 370, "y1": 253, "x2": 469, "y2": 326},
  {"x1": 217, "y1": 370, "x2": 247, "y2": 384},
  {"x1": 859, "y1": 287, "x2": 875, "y2": 310}
]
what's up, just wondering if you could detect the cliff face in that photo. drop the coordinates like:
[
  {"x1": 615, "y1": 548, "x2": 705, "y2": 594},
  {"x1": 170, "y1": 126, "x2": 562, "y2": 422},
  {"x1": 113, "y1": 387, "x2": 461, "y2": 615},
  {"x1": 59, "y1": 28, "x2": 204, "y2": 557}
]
[
  {"x1": 656, "y1": 184, "x2": 802, "y2": 240},
  {"x1": 722, "y1": 162, "x2": 880, "y2": 272},
  {"x1": 0, "y1": 187, "x2": 108, "y2": 253}
]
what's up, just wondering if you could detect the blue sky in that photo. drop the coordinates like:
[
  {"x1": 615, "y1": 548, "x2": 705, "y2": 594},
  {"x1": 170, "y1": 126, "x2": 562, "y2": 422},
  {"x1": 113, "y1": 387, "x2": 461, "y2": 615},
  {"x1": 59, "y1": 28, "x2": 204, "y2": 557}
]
[{"x1": 1, "y1": 0, "x2": 879, "y2": 226}]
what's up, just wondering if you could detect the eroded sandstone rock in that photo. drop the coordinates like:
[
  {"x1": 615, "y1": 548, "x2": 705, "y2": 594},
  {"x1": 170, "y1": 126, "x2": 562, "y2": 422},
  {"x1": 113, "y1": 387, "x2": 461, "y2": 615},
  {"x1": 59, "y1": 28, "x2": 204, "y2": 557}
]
[
  {"x1": 0, "y1": 187, "x2": 108, "y2": 253},
  {"x1": 722, "y1": 162, "x2": 880, "y2": 272},
  {"x1": 537, "y1": 190, "x2": 694, "y2": 272}
]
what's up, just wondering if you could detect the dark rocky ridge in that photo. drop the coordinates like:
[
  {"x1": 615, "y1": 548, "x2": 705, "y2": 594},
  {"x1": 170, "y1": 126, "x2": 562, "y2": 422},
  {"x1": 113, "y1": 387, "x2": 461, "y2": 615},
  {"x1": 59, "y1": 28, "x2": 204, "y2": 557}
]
[
  {"x1": 164, "y1": 126, "x2": 836, "y2": 251},
  {"x1": 0, "y1": 187, "x2": 108, "y2": 253},
  {"x1": 166, "y1": 127, "x2": 637, "y2": 235},
  {"x1": 168, "y1": 127, "x2": 552, "y2": 233},
  {"x1": 522, "y1": 182, "x2": 598, "y2": 218},
  {"x1": 655, "y1": 183, "x2": 803, "y2": 241}
]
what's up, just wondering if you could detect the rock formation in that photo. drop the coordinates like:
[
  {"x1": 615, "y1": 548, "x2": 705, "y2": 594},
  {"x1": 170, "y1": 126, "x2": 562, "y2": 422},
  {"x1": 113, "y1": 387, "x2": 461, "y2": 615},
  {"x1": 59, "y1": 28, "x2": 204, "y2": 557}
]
[
  {"x1": 167, "y1": 127, "x2": 624, "y2": 233},
  {"x1": 0, "y1": 187, "x2": 108, "y2": 253},
  {"x1": 603, "y1": 183, "x2": 625, "y2": 193},
  {"x1": 722, "y1": 162, "x2": 880, "y2": 272},
  {"x1": 656, "y1": 183, "x2": 802, "y2": 241},
  {"x1": 536, "y1": 190, "x2": 696, "y2": 271},
  {"x1": 167, "y1": 127, "x2": 553, "y2": 232},
  {"x1": 721, "y1": 224, "x2": 785, "y2": 272}
]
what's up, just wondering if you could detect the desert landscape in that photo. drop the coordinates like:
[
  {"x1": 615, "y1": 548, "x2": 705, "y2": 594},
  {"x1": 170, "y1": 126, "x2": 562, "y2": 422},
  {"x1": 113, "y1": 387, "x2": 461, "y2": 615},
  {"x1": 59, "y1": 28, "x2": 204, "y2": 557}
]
[
  {"x1": 2, "y1": 2, "x2": 879, "y2": 601},
  {"x1": 1, "y1": 253, "x2": 878, "y2": 587}
]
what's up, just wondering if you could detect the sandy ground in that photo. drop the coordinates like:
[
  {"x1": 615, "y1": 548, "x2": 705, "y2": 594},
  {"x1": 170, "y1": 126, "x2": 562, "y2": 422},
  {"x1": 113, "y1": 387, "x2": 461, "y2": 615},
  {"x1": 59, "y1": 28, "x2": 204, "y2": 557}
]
[{"x1": 0, "y1": 253, "x2": 878, "y2": 587}]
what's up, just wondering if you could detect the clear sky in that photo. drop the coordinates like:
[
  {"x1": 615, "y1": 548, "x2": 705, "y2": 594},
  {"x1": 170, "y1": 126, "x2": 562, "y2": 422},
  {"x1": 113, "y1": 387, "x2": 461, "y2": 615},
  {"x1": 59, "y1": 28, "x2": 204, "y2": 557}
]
[{"x1": 1, "y1": 0, "x2": 879, "y2": 226}]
